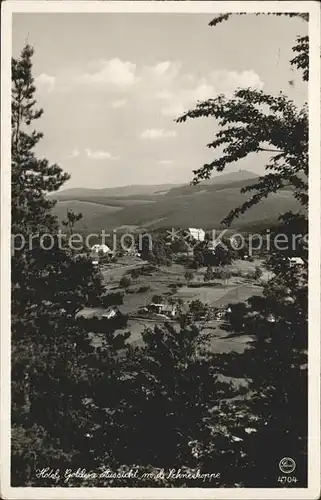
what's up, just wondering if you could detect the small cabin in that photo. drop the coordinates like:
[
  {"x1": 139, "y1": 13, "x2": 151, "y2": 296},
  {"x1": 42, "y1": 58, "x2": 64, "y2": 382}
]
[
  {"x1": 186, "y1": 228, "x2": 205, "y2": 242},
  {"x1": 288, "y1": 256, "x2": 305, "y2": 267},
  {"x1": 148, "y1": 303, "x2": 177, "y2": 317},
  {"x1": 102, "y1": 306, "x2": 120, "y2": 320}
]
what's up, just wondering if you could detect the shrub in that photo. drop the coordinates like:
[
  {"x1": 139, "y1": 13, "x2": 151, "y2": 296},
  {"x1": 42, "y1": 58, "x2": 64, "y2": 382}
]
[
  {"x1": 184, "y1": 270, "x2": 194, "y2": 282},
  {"x1": 141, "y1": 264, "x2": 157, "y2": 275},
  {"x1": 204, "y1": 266, "x2": 214, "y2": 282},
  {"x1": 100, "y1": 292, "x2": 124, "y2": 307},
  {"x1": 254, "y1": 266, "x2": 263, "y2": 279},
  {"x1": 130, "y1": 268, "x2": 140, "y2": 279},
  {"x1": 188, "y1": 299, "x2": 209, "y2": 320},
  {"x1": 151, "y1": 294, "x2": 163, "y2": 304},
  {"x1": 119, "y1": 276, "x2": 132, "y2": 289}
]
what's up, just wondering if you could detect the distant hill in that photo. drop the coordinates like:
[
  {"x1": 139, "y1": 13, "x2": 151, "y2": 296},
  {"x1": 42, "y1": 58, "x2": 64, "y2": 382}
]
[
  {"x1": 50, "y1": 170, "x2": 303, "y2": 231},
  {"x1": 202, "y1": 169, "x2": 259, "y2": 185},
  {"x1": 53, "y1": 183, "x2": 182, "y2": 200},
  {"x1": 52, "y1": 171, "x2": 258, "y2": 200}
]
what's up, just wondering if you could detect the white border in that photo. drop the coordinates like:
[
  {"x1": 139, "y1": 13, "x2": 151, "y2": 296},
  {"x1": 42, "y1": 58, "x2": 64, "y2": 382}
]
[{"x1": 1, "y1": 2, "x2": 320, "y2": 499}]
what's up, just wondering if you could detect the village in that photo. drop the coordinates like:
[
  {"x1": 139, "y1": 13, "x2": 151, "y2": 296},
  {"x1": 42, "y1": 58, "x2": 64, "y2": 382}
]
[{"x1": 76, "y1": 227, "x2": 305, "y2": 352}]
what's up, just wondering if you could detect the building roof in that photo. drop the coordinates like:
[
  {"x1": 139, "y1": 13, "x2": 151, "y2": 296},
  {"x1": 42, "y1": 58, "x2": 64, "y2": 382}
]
[
  {"x1": 91, "y1": 244, "x2": 112, "y2": 253},
  {"x1": 288, "y1": 256, "x2": 305, "y2": 265},
  {"x1": 102, "y1": 307, "x2": 119, "y2": 317},
  {"x1": 187, "y1": 228, "x2": 205, "y2": 241},
  {"x1": 104, "y1": 306, "x2": 118, "y2": 312},
  {"x1": 149, "y1": 303, "x2": 176, "y2": 311},
  {"x1": 162, "y1": 304, "x2": 176, "y2": 311}
]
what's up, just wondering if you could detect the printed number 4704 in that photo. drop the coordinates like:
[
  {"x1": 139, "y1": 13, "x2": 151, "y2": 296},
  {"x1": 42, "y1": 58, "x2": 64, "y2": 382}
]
[{"x1": 278, "y1": 476, "x2": 298, "y2": 484}]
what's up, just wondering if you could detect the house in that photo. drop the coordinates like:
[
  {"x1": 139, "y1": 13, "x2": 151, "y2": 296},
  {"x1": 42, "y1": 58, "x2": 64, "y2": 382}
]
[
  {"x1": 91, "y1": 244, "x2": 113, "y2": 255},
  {"x1": 122, "y1": 246, "x2": 138, "y2": 254},
  {"x1": 148, "y1": 303, "x2": 164, "y2": 315},
  {"x1": 288, "y1": 256, "x2": 305, "y2": 267},
  {"x1": 148, "y1": 302, "x2": 177, "y2": 317},
  {"x1": 212, "y1": 306, "x2": 230, "y2": 321},
  {"x1": 186, "y1": 228, "x2": 205, "y2": 242},
  {"x1": 91, "y1": 244, "x2": 114, "y2": 265},
  {"x1": 161, "y1": 304, "x2": 177, "y2": 317},
  {"x1": 102, "y1": 306, "x2": 119, "y2": 320},
  {"x1": 267, "y1": 313, "x2": 276, "y2": 323}
]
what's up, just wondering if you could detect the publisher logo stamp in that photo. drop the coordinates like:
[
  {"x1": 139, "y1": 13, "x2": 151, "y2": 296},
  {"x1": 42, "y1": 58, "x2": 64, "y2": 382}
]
[{"x1": 279, "y1": 457, "x2": 296, "y2": 474}]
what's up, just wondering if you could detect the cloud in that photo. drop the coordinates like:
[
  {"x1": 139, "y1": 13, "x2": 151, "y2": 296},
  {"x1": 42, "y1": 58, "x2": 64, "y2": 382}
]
[
  {"x1": 79, "y1": 59, "x2": 138, "y2": 87},
  {"x1": 152, "y1": 61, "x2": 172, "y2": 75},
  {"x1": 190, "y1": 82, "x2": 216, "y2": 101},
  {"x1": 147, "y1": 61, "x2": 181, "y2": 82},
  {"x1": 66, "y1": 148, "x2": 119, "y2": 160},
  {"x1": 155, "y1": 90, "x2": 174, "y2": 100},
  {"x1": 85, "y1": 148, "x2": 119, "y2": 160},
  {"x1": 111, "y1": 99, "x2": 127, "y2": 108},
  {"x1": 67, "y1": 148, "x2": 80, "y2": 159},
  {"x1": 211, "y1": 69, "x2": 264, "y2": 91},
  {"x1": 160, "y1": 69, "x2": 264, "y2": 117},
  {"x1": 161, "y1": 82, "x2": 215, "y2": 116},
  {"x1": 53, "y1": 59, "x2": 263, "y2": 116},
  {"x1": 158, "y1": 160, "x2": 174, "y2": 165},
  {"x1": 161, "y1": 102, "x2": 187, "y2": 117},
  {"x1": 140, "y1": 129, "x2": 177, "y2": 139},
  {"x1": 35, "y1": 73, "x2": 56, "y2": 92}
]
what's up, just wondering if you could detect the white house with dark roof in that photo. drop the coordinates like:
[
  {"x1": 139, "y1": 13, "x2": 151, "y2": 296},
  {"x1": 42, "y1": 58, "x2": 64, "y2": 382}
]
[
  {"x1": 288, "y1": 256, "x2": 305, "y2": 267},
  {"x1": 187, "y1": 228, "x2": 205, "y2": 242},
  {"x1": 102, "y1": 306, "x2": 120, "y2": 319},
  {"x1": 91, "y1": 244, "x2": 113, "y2": 255}
]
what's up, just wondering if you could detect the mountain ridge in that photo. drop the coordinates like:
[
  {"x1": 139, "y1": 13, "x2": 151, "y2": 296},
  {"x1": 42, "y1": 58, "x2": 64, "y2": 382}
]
[
  {"x1": 51, "y1": 170, "x2": 302, "y2": 231},
  {"x1": 51, "y1": 170, "x2": 259, "y2": 200}
]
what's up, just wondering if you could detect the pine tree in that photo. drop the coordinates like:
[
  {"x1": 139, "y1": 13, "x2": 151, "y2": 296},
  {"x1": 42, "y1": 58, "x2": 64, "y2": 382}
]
[
  {"x1": 80, "y1": 323, "x2": 238, "y2": 487},
  {"x1": 11, "y1": 45, "x2": 69, "y2": 235},
  {"x1": 203, "y1": 266, "x2": 214, "y2": 282},
  {"x1": 11, "y1": 46, "x2": 126, "y2": 486}
]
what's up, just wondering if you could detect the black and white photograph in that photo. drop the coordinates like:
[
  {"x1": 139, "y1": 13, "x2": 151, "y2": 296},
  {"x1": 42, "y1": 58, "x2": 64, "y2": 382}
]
[{"x1": 1, "y1": 1, "x2": 320, "y2": 498}]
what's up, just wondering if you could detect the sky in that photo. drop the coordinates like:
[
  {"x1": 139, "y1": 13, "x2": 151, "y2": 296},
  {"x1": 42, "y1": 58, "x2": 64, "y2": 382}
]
[{"x1": 12, "y1": 13, "x2": 308, "y2": 189}]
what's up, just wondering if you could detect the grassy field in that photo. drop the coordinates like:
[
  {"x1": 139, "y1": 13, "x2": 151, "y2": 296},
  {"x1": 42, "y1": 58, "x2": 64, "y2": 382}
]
[
  {"x1": 52, "y1": 199, "x2": 122, "y2": 228},
  {"x1": 51, "y1": 173, "x2": 300, "y2": 231},
  {"x1": 93, "y1": 258, "x2": 264, "y2": 351},
  {"x1": 176, "y1": 283, "x2": 262, "y2": 307}
]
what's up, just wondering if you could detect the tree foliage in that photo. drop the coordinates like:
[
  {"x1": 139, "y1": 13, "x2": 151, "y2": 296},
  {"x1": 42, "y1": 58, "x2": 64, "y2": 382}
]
[
  {"x1": 177, "y1": 13, "x2": 308, "y2": 226},
  {"x1": 11, "y1": 45, "x2": 69, "y2": 235},
  {"x1": 177, "y1": 89, "x2": 308, "y2": 225},
  {"x1": 203, "y1": 266, "x2": 214, "y2": 282},
  {"x1": 184, "y1": 270, "x2": 194, "y2": 282},
  {"x1": 119, "y1": 275, "x2": 132, "y2": 289},
  {"x1": 140, "y1": 234, "x2": 172, "y2": 266},
  {"x1": 177, "y1": 12, "x2": 309, "y2": 486}
]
